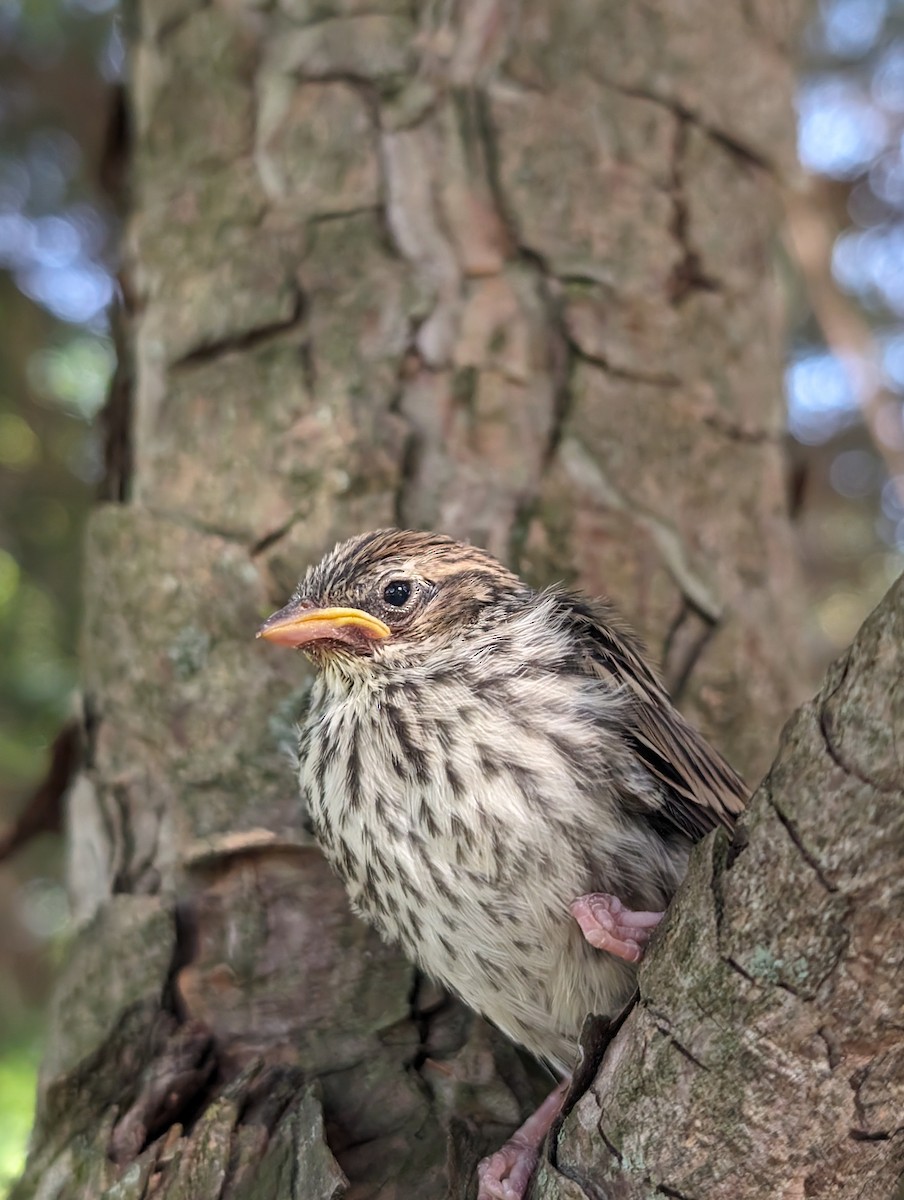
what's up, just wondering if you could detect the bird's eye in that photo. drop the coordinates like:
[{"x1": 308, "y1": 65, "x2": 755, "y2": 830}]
[{"x1": 382, "y1": 580, "x2": 412, "y2": 607}]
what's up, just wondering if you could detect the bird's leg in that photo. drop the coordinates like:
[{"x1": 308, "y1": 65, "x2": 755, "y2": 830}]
[
  {"x1": 476, "y1": 1079, "x2": 569, "y2": 1200},
  {"x1": 475, "y1": 892, "x2": 662, "y2": 1199},
  {"x1": 570, "y1": 893, "x2": 664, "y2": 963}
]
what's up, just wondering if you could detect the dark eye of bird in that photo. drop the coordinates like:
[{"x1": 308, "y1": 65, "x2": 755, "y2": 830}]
[{"x1": 382, "y1": 580, "x2": 412, "y2": 607}]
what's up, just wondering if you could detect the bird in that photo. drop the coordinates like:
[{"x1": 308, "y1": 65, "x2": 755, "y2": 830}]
[{"x1": 257, "y1": 528, "x2": 748, "y2": 1199}]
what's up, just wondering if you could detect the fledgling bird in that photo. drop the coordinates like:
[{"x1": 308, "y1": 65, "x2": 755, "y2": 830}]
[{"x1": 258, "y1": 529, "x2": 748, "y2": 1199}]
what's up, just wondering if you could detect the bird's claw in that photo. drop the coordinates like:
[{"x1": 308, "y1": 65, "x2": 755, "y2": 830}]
[
  {"x1": 477, "y1": 1136, "x2": 539, "y2": 1200},
  {"x1": 570, "y1": 892, "x2": 664, "y2": 963}
]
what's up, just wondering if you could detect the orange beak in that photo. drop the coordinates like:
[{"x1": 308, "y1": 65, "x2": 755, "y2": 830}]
[{"x1": 257, "y1": 602, "x2": 390, "y2": 650}]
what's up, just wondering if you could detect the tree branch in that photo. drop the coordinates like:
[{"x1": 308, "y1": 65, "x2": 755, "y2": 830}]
[{"x1": 535, "y1": 574, "x2": 904, "y2": 1199}]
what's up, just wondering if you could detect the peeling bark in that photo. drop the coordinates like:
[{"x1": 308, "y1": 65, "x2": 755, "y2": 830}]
[{"x1": 12, "y1": 3, "x2": 854, "y2": 1200}]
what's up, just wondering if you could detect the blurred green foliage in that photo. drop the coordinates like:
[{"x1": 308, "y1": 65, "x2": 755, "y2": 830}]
[
  {"x1": 0, "y1": 291, "x2": 101, "y2": 789},
  {"x1": 0, "y1": 1, "x2": 118, "y2": 1194},
  {"x1": 0, "y1": 0, "x2": 117, "y2": 790},
  {"x1": 0, "y1": 1038, "x2": 40, "y2": 1194}
]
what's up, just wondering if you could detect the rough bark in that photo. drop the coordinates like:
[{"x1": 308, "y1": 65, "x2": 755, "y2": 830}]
[
  {"x1": 536, "y1": 575, "x2": 904, "y2": 1199},
  {"x1": 10, "y1": 2, "x2": 846, "y2": 1199}
]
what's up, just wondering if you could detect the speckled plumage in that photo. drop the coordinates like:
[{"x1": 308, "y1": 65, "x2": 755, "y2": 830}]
[{"x1": 269, "y1": 529, "x2": 748, "y2": 1073}]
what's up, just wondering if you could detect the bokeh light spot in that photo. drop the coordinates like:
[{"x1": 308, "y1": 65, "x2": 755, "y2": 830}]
[
  {"x1": 880, "y1": 474, "x2": 904, "y2": 519},
  {"x1": 32, "y1": 215, "x2": 82, "y2": 269},
  {"x1": 817, "y1": 589, "x2": 871, "y2": 645},
  {"x1": 28, "y1": 334, "x2": 114, "y2": 418},
  {"x1": 872, "y1": 40, "x2": 904, "y2": 112},
  {"x1": 820, "y1": 0, "x2": 888, "y2": 59},
  {"x1": 830, "y1": 448, "x2": 881, "y2": 496},
  {"x1": 797, "y1": 77, "x2": 889, "y2": 178},
  {"x1": 786, "y1": 351, "x2": 861, "y2": 443},
  {"x1": 15, "y1": 879, "x2": 70, "y2": 941},
  {"x1": 883, "y1": 333, "x2": 904, "y2": 388},
  {"x1": 17, "y1": 260, "x2": 114, "y2": 324},
  {"x1": 832, "y1": 224, "x2": 904, "y2": 314},
  {"x1": 0, "y1": 413, "x2": 40, "y2": 468}
]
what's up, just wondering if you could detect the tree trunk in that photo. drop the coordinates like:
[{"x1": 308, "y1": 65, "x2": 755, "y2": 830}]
[{"x1": 14, "y1": 2, "x2": 863, "y2": 1199}]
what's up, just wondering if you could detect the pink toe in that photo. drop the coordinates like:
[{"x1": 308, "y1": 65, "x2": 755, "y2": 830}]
[
  {"x1": 570, "y1": 892, "x2": 665, "y2": 962},
  {"x1": 477, "y1": 1145, "x2": 537, "y2": 1200}
]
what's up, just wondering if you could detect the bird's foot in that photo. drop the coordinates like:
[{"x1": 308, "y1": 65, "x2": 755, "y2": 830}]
[
  {"x1": 477, "y1": 1137, "x2": 539, "y2": 1200},
  {"x1": 476, "y1": 1080, "x2": 568, "y2": 1200},
  {"x1": 570, "y1": 893, "x2": 664, "y2": 963}
]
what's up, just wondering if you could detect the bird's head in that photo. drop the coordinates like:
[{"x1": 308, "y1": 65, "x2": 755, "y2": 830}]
[{"x1": 257, "y1": 529, "x2": 529, "y2": 671}]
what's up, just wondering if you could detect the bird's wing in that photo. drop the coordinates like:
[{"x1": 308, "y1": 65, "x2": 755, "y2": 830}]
[{"x1": 559, "y1": 593, "x2": 749, "y2": 840}]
